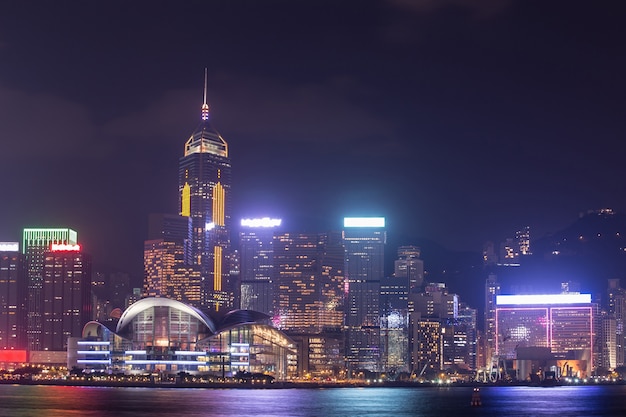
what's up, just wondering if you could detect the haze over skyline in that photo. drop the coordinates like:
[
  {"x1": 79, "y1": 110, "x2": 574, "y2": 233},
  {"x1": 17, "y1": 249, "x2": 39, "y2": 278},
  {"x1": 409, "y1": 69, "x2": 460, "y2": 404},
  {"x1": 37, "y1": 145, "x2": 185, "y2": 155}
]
[{"x1": 1, "y1": 0, "x2": 625, "y2": 278}]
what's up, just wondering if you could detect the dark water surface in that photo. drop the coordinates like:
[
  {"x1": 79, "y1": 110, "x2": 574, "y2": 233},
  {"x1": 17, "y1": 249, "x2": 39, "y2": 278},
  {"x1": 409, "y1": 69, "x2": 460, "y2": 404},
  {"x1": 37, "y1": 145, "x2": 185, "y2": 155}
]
[{"x1": 0, "y1": 384, "x2": 625, "y2": 416}]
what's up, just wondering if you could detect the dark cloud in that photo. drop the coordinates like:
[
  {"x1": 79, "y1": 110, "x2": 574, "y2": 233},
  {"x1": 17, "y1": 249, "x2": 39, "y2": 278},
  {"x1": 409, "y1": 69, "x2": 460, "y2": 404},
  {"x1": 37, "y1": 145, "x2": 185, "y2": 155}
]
[
  {"x1": 103, "y1": 75, "x2": 392, "y2": 147},
  {"x1": 1, "y1": 0, "x2": 625, "y2": 282},
  {"x1": 388, "y1": 0, "x2": 513, "y2": 17},
  {"x1": 0, "y1": 85, "x2": 101, "y2": 160}
]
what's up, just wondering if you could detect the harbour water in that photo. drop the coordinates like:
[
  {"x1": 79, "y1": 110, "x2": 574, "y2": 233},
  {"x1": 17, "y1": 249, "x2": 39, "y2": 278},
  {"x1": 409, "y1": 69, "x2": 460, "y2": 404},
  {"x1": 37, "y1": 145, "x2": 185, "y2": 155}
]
[{"x1": 0, "y1": 384, "x2": 625, "y2": 416}]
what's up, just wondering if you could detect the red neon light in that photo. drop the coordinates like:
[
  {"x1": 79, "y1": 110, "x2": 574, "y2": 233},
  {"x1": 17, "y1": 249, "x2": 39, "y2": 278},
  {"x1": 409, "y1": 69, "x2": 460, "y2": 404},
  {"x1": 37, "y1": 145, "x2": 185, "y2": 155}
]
[
  {"x1": 50, "y1": 243, "x2": 81, "y2": 252},
  {"x1": 0, "y1": 350, "x2": 27, "y2": 362}
]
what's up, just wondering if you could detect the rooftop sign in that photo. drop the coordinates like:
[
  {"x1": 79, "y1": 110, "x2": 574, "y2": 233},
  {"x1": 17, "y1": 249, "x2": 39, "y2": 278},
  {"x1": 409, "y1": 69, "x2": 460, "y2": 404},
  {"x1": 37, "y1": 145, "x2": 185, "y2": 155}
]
[
  {"x1": 50, "y1": 243, "x2": 81, "y2": 252},
  {"x1": 343, "y1": 217, "x2": 385, "y2": 228},
  {"x1": 240, "y1": 218, "x2": 282, "y2": 228},
  {"x1": 496, "y1": 293, "x2": 592, "y2": 306},
  {"x1": 0, "y1": 242, "x2": 19, "y2": 252}
]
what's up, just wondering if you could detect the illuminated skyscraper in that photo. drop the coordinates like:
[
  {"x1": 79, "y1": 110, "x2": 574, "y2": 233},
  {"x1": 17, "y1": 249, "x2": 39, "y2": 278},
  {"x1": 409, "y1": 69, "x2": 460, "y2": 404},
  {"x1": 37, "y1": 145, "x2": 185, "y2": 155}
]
[
  {"x1": 607, "y1": 279, "x2": 625, "y2": 367},
  {"x1": 143, "y1": 213, "x2": 201, "y2": 307},
  {"x1": 22, "y1": 228, "x2": 78, "y2": 351},
  {"x1": 411, "y1": 319, "x2": 442, "y2": 375},
  {"x1": 178, "y1": 71, "x2": 232, "y2": 311},
  {"x1": 273, "y1": 231, "x2": 344, "y2": 333},
  {"x1": 239, "y1": 218, "x2": 282, "y2": 315},
  {"x1": 273, "y1": 230, "x2": 345, "y2": 377},
  {"x1": 343, "y1": 217, "x2": 385, "y2": 373},
  {"x1": 41, "y1": 243, "x2": 91, "y2": 351},
  {"x1": 484, "y1": 273, "x2": 500, "y2": 364},
  {"x1": 394, "y1": 246, "x2": 424, "y2": 292},
  {"x1": 411, "y1": 282, "x2": 458, "y2": 320},
  {"x1": 0, "y1": 242, "x2": 26, "y2": 351},
  {"x1": 143, "y1": 240, "x2": 201, "y2": 306}
]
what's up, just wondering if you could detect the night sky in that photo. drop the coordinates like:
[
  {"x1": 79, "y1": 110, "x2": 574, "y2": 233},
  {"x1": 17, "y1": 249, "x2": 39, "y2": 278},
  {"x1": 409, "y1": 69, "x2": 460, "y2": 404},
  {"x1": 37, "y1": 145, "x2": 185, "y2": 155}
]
[{"x1": 1, "y1": 0, "x2": 625, "y2": 281}]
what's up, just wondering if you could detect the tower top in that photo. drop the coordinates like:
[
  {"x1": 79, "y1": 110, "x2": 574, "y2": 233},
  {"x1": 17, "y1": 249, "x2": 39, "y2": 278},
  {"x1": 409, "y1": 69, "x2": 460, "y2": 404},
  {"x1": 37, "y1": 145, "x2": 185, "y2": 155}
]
[
  {"x1": 201, "y1": 68, "x2": 209, "y2": 121},
  {"x1": 184, "y1": 69, "x2": 228, "y2": 158}
]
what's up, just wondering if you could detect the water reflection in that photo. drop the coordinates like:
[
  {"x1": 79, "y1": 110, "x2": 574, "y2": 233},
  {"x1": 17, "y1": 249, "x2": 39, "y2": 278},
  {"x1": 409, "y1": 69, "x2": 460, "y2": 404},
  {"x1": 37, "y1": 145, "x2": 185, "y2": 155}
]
[{"x1": 0, "y1": 385, "x2": 624, "y2": 417}]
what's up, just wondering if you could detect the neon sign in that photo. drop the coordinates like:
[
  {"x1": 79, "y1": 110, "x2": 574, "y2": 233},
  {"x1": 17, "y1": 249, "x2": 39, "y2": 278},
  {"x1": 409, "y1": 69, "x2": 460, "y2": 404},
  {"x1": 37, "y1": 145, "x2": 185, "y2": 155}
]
[
  {"x1": 50, "y1": 243, "x2": 81, "y2": 252},
  {"x1": 343, "y1": 217, "x2": 385, "y2": 228},
  {"x1": 0, "y1": 242, "x2": 19, "y2": 252},
  {"x1": 240, "y1": 217, "x2": 282, "y2": 228},
  {"x1": 496, "y1": 293, "x2": 592, "y2": 306}
]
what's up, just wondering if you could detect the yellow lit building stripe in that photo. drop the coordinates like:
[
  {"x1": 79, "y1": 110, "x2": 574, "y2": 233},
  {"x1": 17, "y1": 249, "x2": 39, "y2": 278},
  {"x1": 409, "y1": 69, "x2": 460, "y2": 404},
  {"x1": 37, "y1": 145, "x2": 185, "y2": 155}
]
[
  {"x1": 212, "y1": 182, "x2": 225, "y2": 226},
  {"x1": 181, "y1": 183, "x2": 191, "y2": 217},
  {"x1": 213, "y1": 245, "x2": 222, "y2": 291}
]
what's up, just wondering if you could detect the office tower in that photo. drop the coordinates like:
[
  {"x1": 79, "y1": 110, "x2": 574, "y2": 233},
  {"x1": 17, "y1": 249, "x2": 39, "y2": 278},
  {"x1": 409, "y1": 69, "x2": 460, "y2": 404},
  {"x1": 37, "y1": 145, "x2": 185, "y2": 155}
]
[
  {"x1": 411, "y1": 319, "x2": 442, "y2": 376},
  {"x1": 452, "y1": 304, "x2": 478, "y2": 370},
  {"x1": 273, "y1": 231, "x2": 344, "y2": 332},
  {"x1": 495, "y1": 293, "x2": 594, "y2": 377},
  {"x1": 239, "y1": 218, "x2": 281, "y2": 315},
  {"x1": 394, "y1": 246, "x2": 424, "y2": 292},
  {"x1": 607, "y1": 279, "x2": 625, "y2": 366},
  {"x1": 484, "y1": 273, "x2": 500, "y2": 366},
  {"x1": 410, "y1": 282, "x2": 459, "y2": 320},
  {"x1": 408, "y1": 282, "x2": 463, "y2": 374},
  {"x1": 0, "y1": 242, "x2": 26, "y2": 351},
  {"x1": 273, "y1": 231, "x2": 345, "y2": 377},
  {"x1": 145, "y1": 213, "x2": 200, "y2": 305},
  {"x1": 379, "y1": 246, "x2": 423, "y2": 372},
  {"x1": 22, "y1": 228, "x2": 77, "y2": 351},
  {"x1": 178, "y1": 71, "x2": 232, "y2": 311},
  {"x1": 41, "y1": 243, "x2": 91, "y2": 351},
  {"x1": 598, "y1": 310, "x2": 617, "y2": 370},
  {"x1": 148, "y1": 213, "x2": 190, "y2": 242},
  {"x1": 143, "y1": 241, "x2": 201, "y2": 307},
  {"x1": 380, "y1": 272, "x2": 410, "y2": 372},
  {"x1": 379, "y1": 302, "x2": 409, "y2": 373},
  {"x1": 343, "y1": 217, "x2": 385, "y2": 373}
]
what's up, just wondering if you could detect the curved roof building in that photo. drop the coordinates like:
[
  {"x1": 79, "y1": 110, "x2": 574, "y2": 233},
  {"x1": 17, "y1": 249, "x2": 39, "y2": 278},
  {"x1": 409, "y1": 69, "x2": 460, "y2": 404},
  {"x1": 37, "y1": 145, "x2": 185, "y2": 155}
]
[{"x1": 71, "y1": 297, "x2": 297, "y2": 380}]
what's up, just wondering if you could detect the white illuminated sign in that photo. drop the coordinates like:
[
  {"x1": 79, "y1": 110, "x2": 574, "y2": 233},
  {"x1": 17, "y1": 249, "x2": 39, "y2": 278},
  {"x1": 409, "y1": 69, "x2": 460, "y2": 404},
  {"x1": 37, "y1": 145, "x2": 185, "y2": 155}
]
[
  {"x1": 0, "y1": 242, "x2": 19, "y2": 252},
  {"x1": 343, "y1": 217, "x2": 385, "y2": 228},
  {"x1": 50, "y1": 243, "x2": 81, "y2": 252},
  {"x1": 240, "y1": 217, "x2": 282, "y2": 228},
  {"x1": 205, "y1": 222, "x2": 215, "y2": 231},
  {"x1": 496, "y1": 293, "x2": 592, "y2": 306}
]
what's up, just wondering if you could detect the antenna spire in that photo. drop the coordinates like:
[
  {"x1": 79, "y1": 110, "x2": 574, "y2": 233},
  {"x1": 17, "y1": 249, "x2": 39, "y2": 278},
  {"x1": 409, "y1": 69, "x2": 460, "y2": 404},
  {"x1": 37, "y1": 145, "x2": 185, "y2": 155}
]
[{"x1": 201, "y1": 68, "x2": 209, "y2": 121}]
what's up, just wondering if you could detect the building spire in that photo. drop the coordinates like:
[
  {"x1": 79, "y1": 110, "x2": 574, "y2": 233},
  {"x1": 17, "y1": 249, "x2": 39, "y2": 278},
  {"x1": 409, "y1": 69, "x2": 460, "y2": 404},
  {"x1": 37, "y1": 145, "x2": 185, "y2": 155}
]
[{"x1": 201, "y1": 68, "x2": 209, "y2": 121}]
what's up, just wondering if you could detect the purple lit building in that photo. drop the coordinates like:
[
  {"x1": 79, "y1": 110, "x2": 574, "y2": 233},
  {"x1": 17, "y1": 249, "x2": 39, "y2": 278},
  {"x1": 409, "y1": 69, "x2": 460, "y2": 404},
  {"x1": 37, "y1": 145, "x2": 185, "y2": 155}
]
[{"x1": 495, "y1": 293, "x2": 594, "y2": 377}]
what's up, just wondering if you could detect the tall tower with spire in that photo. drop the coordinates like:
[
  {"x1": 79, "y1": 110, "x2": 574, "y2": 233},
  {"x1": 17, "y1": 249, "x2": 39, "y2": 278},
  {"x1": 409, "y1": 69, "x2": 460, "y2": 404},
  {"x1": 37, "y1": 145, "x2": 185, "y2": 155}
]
[{"x1": 178, "y1": 70, "x2": 232, "y2": 311}]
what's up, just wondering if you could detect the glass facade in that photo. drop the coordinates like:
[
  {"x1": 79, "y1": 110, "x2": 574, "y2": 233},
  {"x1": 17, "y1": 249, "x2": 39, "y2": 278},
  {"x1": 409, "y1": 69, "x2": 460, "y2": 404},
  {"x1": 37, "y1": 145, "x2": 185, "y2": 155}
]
[
  {"x1": 343, "y1": 218, "x2": 385, "y2": 372},
  {"x1": 73, "y1": 298, "x2": 297, "y2": 380}
]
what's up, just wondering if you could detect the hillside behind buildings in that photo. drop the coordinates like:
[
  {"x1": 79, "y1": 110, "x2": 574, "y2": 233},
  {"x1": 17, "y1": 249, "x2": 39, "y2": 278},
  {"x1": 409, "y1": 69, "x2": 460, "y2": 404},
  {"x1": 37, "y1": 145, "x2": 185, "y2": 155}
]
[{"x1": 392, "y1": 209, "x2": 626, "y2": 327}]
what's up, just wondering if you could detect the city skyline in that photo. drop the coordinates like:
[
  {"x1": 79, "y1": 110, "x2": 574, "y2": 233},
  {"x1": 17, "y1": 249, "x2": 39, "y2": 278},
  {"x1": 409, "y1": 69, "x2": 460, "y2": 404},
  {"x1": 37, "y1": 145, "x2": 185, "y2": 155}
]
[{"x1": 1, "y1": 1, "x2": 626, "y2": 278}]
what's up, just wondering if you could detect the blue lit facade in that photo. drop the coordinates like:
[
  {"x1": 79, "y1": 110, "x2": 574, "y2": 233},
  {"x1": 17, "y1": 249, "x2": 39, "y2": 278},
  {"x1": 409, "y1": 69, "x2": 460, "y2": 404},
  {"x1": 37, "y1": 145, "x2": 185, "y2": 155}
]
[{"x1": 343, "y1": 217, "x2": 385, "y2": 373}]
